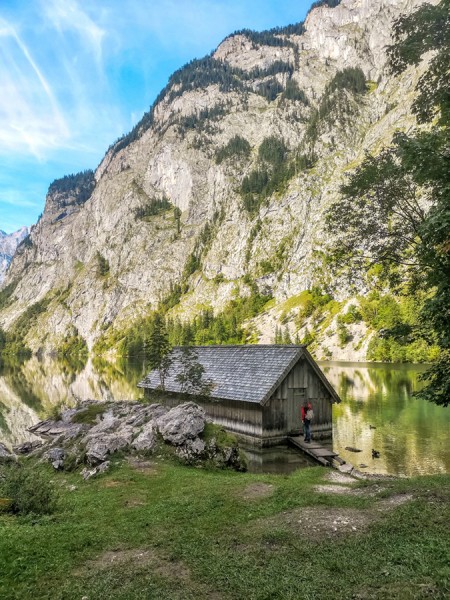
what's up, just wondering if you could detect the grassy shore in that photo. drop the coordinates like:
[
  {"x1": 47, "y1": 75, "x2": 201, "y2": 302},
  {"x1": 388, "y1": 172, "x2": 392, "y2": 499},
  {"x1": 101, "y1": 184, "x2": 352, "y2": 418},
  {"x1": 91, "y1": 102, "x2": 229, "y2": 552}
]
[{"x1": 1, "y1": 458, "x2": 449, "y2": 600}]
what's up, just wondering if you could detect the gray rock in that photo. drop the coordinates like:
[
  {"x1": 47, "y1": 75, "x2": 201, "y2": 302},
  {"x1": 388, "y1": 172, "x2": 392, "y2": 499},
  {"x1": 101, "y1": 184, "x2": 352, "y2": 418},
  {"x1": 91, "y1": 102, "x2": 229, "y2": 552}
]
[
  {"x1": 60, "y1": 408, "x2": 79, "y2": 423},
  {"x1": 28, "y1": 419, "x2": 53, "y2": 435},
  {"x1": 156, "y1": 402, "x2": 205, "y2": 445},
  {"x1": 85, "y1": 434, "x2": 130, "y2": 465},
  {"x1": 46, "y1": 447, "x2": 65, "y2": 470},
  {"x1": 125, "y1": 403, "x2": 168, "y2": 427},
  {"x1": 81, "y1": 461, "x2": 110, "y2": 480},
  {"x1": 87, "y1": 411, "x2": 119, "y2": 435},
  {"x1": 132, "y1": 422, "x2": 157, "y2": 452},
  {"x1": 114, "y1": 424, "x2": 135, "y2": 444},
  {"x1": 176, "y1": 438, "x2": 206, "y2": 463},
  {"x1": 13, "y1": 440, "x2": 43, "y2": 455},
  {"x1": 29, "y1": 419, "x2": 83, "y2": 440}
]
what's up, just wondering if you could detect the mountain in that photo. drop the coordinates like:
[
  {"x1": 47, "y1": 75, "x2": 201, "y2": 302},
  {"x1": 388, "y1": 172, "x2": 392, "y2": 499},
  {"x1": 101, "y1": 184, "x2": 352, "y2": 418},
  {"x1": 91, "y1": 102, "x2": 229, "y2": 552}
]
[
  {"x1": 0, "y1": 227, "x2": 29, "y2": 284},
  {"x1": 0, "y1": 0, "x2": 438, "y2": 360}
]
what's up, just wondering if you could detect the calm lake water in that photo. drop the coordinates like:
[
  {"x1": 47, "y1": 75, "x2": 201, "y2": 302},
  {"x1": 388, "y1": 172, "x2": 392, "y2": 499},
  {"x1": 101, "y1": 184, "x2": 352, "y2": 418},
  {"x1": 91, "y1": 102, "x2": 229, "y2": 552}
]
[{"x1": 0, "y1": 356, "x2": 449, "y2": 477}]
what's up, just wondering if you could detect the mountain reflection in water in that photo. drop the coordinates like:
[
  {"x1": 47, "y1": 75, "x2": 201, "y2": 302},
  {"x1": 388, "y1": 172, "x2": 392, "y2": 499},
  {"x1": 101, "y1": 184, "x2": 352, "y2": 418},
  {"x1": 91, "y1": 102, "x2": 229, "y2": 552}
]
[
  {"x1": 322, "y1": 362, "x2": 450, "y2": 476},
  {"x1": 0, "y1": 356, "x2": 449, "y2": 476}
]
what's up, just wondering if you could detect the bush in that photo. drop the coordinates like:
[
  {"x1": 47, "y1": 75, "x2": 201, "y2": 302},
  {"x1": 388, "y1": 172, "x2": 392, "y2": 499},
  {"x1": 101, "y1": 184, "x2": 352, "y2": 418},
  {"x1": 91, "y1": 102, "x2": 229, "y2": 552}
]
[
  {"x1": 0, "y1": 281, "x2": 17, "y2": 311},
  {"x1": 305, "y1": 67, "x2": 366, "y2": 143},
  {"x1": 96, "y1": 252, "x2": 110, "y2": 277},
  {"x1": 337, "y1": 323, "x2": 352, "y2": 347},
  {"x1": 338, "y1": 304, "x2": 362, "y2": 324},
  {"x1": 0, "y1": 463, "x2": 58, "y2": 516}
]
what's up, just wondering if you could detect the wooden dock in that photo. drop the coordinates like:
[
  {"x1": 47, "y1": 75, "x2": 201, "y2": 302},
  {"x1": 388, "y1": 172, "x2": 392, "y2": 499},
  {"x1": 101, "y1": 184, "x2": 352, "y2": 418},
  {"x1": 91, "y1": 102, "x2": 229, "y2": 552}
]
[{"x1": 288, "y1": 435, "x2": 348, "y2": 469}]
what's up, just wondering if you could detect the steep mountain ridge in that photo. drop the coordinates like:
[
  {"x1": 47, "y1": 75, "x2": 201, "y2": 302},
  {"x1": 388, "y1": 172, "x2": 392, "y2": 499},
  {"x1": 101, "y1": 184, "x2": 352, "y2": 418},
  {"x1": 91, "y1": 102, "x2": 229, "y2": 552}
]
[
  {"x1": 0, "y1": 227, "x2": 29, "y2": 284},
  {"x1": 1, "y1": 0, "x2": 436, "y2": 358}
]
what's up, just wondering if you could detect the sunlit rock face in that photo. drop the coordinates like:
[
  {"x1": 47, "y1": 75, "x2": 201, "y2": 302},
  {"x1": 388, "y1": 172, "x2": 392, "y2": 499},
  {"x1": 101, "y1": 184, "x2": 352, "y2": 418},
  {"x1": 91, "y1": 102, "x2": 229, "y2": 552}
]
[
  {"x1": 0, "y1": 227, "x2": 29, "y2": 284},
  {"x1": 0, "y1": 0, "x2": 435, "y2": 358}
]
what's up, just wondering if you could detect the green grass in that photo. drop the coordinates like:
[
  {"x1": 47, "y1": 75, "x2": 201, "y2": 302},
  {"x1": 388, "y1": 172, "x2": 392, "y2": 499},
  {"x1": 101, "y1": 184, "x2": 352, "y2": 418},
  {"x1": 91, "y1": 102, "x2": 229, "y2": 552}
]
[
  {"x1": 72, "y1": 403, "x2": 109, "y2": 424},
  {"x1": 0, "y1": 460, "x2": 449, "y2": 600}
]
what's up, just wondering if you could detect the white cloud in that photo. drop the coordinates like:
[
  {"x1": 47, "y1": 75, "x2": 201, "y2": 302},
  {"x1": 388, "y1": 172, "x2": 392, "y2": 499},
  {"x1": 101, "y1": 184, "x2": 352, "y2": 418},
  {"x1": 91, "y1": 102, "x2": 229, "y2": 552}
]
[
  {"x1": 42, "y1": 0, "x2": 105, "y2": 66},
  {"x1": 0, "y1": 17, "x2": 70, "y2": 158},
  {"x1": 0, "y1": 192, "x2": 40, "y2": 209}
]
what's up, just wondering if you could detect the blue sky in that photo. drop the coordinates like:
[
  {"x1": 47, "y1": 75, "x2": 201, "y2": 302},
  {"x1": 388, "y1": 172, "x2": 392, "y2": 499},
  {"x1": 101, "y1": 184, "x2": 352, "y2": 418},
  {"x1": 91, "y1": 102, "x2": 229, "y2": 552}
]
[{"x1": 0, "y1": 0, "x2": 313, "y2": 233}]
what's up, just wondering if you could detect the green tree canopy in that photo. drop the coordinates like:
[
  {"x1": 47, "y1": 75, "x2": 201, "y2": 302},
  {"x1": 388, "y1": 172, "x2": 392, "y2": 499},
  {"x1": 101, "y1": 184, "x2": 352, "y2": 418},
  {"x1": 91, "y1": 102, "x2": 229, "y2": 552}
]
[
  {"x1": 325, "y1": 0, "x2": 450, "y2": 405},
  {"x1": 148, "y1": 313, "x2": 172, "y2": 390}
]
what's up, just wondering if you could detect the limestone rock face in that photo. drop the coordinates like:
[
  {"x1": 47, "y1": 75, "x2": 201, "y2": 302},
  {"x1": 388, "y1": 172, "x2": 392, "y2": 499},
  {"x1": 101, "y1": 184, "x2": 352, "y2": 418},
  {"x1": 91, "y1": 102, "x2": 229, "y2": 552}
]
[{"x1": 0, "y1": 0, "x2": 436, "y2": 360}]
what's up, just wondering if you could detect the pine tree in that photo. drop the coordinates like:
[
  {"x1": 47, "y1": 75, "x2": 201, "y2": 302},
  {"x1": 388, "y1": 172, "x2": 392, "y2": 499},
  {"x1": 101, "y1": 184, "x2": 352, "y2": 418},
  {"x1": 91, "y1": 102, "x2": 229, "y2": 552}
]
[
  {"x1": 175, "y1": 347, "x2": 213, "y2": 397},
  {"x1": 148, "y1": 313, "x2": 172, "y2": 390}
]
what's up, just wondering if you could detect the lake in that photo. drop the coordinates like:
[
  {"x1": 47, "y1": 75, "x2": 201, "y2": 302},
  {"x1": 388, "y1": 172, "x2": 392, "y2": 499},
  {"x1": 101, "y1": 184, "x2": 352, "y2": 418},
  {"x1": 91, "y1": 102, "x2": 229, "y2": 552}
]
[{"x1": 0, "y1": 356, "x2": 449, "y2": 477}]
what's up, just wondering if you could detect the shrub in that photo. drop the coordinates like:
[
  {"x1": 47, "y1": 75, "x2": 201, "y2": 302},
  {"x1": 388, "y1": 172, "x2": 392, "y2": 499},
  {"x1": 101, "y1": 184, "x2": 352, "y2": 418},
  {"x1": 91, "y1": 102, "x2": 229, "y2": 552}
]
[
  {"x1": 58, "y1": 330, "x2": 88, "y2": 359},
  {"x1": 326, "y1": 67, "x2": 366, "y2": 95},
  {"x1": 48, "y1": 170, "x2": 95, "y2": 206},
  {"x1": 338, "y1": 304, "x2": 362, "y2": 324},
  {"x1": 256, "y1": 78, "x2": 284, "y2": 101},
  {"x1": 96, "y1": 252, "x2": 110, "y2": 277},
  {"x1": 337, "y1": 323, "x2": 352, "y2": 347},
  {"x1": 0, "y1": 463, "x2": 58, "y2": 516},
  {"x1": 305, "y1": 67, "x2": 366, "y2": 143}
]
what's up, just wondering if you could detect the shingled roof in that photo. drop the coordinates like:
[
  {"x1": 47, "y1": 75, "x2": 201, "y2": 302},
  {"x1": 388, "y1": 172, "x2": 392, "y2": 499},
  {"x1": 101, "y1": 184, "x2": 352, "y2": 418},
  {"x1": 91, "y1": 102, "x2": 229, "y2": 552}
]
[{"x1": 138, "y1": 345, "x2": 340, "y2": 405}]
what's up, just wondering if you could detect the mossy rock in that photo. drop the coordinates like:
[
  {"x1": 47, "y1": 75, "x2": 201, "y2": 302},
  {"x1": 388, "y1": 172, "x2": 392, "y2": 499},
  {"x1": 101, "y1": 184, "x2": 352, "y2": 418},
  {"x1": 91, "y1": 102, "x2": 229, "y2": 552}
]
[{"x1": 72, "y1": 404, "x2": 108, "y2": 425}]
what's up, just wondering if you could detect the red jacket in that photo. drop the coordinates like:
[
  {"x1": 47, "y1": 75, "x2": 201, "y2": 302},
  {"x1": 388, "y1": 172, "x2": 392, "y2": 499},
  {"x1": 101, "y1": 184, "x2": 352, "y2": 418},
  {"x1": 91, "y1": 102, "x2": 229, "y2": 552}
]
[{"x1": 302, "y1": 403, "x2": 312, "y2": 421}]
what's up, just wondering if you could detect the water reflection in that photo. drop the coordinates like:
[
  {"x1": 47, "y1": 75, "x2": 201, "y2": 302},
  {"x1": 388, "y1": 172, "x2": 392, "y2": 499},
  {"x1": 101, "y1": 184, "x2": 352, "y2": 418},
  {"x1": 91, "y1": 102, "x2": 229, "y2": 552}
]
[
  {"x1": 323, "y1": 362, "x2": 450, "y2": 476},
  {"x1": 0, "y1": 355, "x2": 146, "y2": 447},
  {"x1": 0, "y1": 356, "x2": 449, "y2": 476}
]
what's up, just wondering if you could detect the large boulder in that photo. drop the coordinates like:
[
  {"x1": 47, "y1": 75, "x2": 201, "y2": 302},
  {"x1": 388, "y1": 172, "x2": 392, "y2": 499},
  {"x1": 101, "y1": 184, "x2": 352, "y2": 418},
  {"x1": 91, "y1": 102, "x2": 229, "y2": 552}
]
[
  {"x1": 132, "y1": 422, "x2": 157, "y2": 452},
  {"x1": 156, "y1": 403, "x2": 206, "y2": 446},
  {"x1": 87, "y1": 411, "x2": 120, "y2": 436}
]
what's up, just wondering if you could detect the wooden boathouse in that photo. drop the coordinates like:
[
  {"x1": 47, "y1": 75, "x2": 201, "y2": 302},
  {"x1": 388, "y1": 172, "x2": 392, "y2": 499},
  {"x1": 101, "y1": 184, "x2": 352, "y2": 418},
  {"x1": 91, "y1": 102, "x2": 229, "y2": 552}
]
[{"x1": 138, "y1": 345, "x2": 341, "y2": 447}]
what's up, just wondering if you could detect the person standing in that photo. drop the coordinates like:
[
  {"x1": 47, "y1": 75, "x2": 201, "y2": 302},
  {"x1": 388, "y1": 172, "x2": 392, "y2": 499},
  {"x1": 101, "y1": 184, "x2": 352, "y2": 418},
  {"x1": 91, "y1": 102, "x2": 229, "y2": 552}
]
[{"x1": 302, "y1": 402, "x2": 313, "y2": 443}]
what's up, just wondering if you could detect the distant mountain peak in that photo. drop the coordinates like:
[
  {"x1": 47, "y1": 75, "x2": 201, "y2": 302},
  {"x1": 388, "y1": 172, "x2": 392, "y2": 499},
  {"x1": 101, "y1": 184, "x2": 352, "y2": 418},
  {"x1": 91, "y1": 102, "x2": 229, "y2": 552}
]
[{"x1": 0, "y1": 226, "x2": 30, "y2": 284}]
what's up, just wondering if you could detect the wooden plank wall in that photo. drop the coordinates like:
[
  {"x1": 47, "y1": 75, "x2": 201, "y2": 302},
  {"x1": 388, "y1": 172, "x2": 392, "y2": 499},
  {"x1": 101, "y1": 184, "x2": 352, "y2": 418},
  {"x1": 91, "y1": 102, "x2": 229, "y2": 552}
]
[
  {"x1": 267, "y1": 359, "x2": 333, "y2": 437},
  {"x1": 144, "y1": 356, "x2": 334, "y2": 443}
]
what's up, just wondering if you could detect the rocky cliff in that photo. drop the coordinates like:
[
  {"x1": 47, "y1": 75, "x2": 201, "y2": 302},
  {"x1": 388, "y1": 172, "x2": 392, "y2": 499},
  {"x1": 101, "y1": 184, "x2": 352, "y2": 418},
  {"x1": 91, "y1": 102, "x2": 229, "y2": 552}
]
[
  {"x1": 0, "y1": 0, "x2": 437, "y2": 359},
  {"x1": 0, "y1": 227, "x2": 29, "y2": 284}
]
